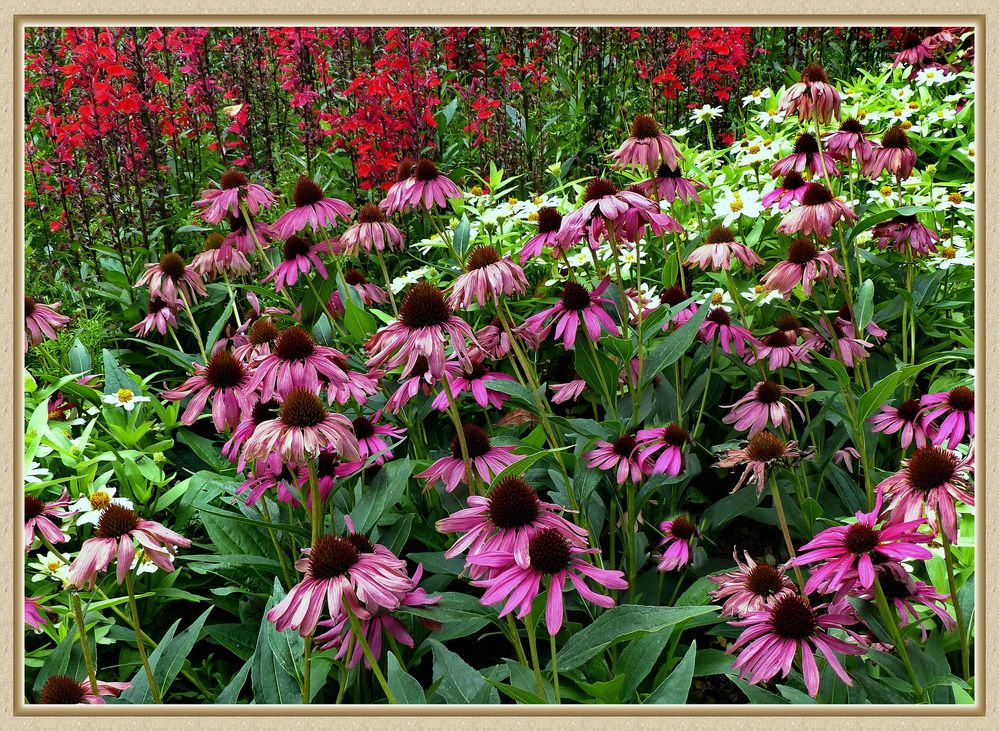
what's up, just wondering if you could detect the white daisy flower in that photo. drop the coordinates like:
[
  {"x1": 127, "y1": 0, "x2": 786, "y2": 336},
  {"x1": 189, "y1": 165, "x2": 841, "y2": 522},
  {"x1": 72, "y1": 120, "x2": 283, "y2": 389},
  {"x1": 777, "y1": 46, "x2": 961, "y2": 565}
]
[
  {"x1": 670, "y1": 126, "x2": 689, "y2": 138},
  {"x1": 867, "y1": 185, "x2": 900, "y2": 206},
  {"x1": 890, "y1": 86, "x2": 915, "y2": 103},
  {"x1": 753, "y1": 108, "x2": 784, "y2": 127},
  {"x1": 29, "y1": 550, "x2": 72, "y2": 584},
  {"x1": 24, "y1": 460, "x2": 53, "y2": 485},
  {"x1": 70, "y1": 486, "x2": 133, "y2": 526},
  {"x1": 741, "y1": 284, "x2": 784, "y2": 306},
  {"x1": 929, "y1": 236, "x2": 973, "y2": 269},
  {"x1": 741, "y1": 88, "x2": 772, "y2": 106},
  {"x1": 390, "y1": 265, "x2": 433, "y2": 294},
  {"x1": 935, "y1": 190, "x2": 975, "y2": 212},
  {"x1": 712, "y1": 188, "x2": 764, "y2": 226},
  {"x1": 690, "y1": 105, "x2": 723, "y2": 124},
  {"x1": 916, "y1": 68, "x2": 957, "y2": 86},
  {"x1": 703, "y1": 287, "x2": 734, "y2": 311},
  {"x1": 102, "y1": 388, "x2": 150, "y2": 412}
]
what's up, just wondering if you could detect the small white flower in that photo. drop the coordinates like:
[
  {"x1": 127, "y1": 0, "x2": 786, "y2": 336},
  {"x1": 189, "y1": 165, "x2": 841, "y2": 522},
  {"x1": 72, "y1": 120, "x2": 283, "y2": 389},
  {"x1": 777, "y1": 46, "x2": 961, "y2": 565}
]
[
  {"x1": 712, "y1": 188, "x2": 764, "y2": 226},
  {"x1": 753, "y1": 108, "x2": 784, "y2": 127},
  {"x1": 626, "y1": 282, "x2": 661, "y2": 320},
  {"x1": 29, "y1": 551, "x2": 72, "y2": 584},
  {"x1": 703, "y1": 287, "x2": 733, "y2": 311},
  {"x1": 915, "y1": 68, "x2": 957, "y2": 87},
  {"x1": 24, "y1": 460, "x2": 53, "y2": 485},
  {"x1": 670, "y1": 126, "x2": 689, "y2": 138},
  {"x1": 102, "y1": 388, "x2": 150, "y2": 412},
  {"x1": 962, "y1": 141, "x2": 976, "y2": 162},
  {"x1": 929, "y1": 237, "x2": 973, "y2": 269},
  {"x1": 934, "y1": 190, "x2": 974, "y2": 212},
  {"x1": 890, "y1": 86, "x2": 915, "y2": 103},
  {"x1": 390, "y1": 265, "x2": 432, "y2": 294},
  {"x1": 690, "y1": 105, "x2": 723, "y2": 124},
  {"x1": 867, "y1": 185, "x2": 900, "y2": 206},
  {"x1": 741, "y1": 284, "x2": 784, "y2": 306},
  {"x1": 70, "y1": 486, "x2": 133, "y2": 526},
  {"x1": 959, "y1": 182, "x2": 975, "y2": 198},
  {"x1": 741, "y1": 88, "x2": 772, "y2": 107}
]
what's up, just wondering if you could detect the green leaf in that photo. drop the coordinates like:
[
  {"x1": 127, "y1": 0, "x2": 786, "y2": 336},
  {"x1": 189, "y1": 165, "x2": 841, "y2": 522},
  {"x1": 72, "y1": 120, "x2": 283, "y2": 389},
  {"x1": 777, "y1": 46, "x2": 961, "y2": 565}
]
[
  {"x1": 102, "y1": 348, "x2": 141, "y2": 395},
  {"x1": 251, "y1": 578, "x2": 301, "y2": 704},
  {"x1": 618, "y1": 631, "x2": 670, "y2": 700},
  {"x1": 484, "y1": 678, "x2": 546, "y2": 704},
  {"x1": 428, "y1": 639, "x2": 498, "y2": 704},
  {"x1": 453, "y1": 215, "x2": 472, "y2": 257},
  {"x1": 854, "y1": 279, "x2": 874, "y2": 332},
  {"x1": 351, "y1": 457, "x2": 413, "y2": 534},
  {"x1": 644, "y1": 641, "x2": 697, "y2": 704},
  {"x1": 387, "y1": 652, "x2": 427, "y2": 704},
  {"x1": 642, "y1": 299, "x2": 711, "y2": 387},
  {"x1": 204, "y1": 300, "x2": 234, "y2": 353},
  {"x1": 553, "y1": 605, "x2": 717, "y2": 672},
  {"x1": 68, "y1": 337, "x2": 91, "y2": 373},
  {"x1": 216, "y1": 659, "x2": 252, "y2": 704},
  {"x1": 858, "y1": 355, "x2": 960, "y2": 422},
  {"x1": 127, "y1": 338, "x2": 197, "y2": 370},
  {"x1": 702, "y1": 487, "x2": 763, "y2": 530},
  {"x1": 205, "y1": 622, "x2": 259, "y2": 661},
  {"x1": 120, "y1": 608, "x2": 212, "y2": 704}
]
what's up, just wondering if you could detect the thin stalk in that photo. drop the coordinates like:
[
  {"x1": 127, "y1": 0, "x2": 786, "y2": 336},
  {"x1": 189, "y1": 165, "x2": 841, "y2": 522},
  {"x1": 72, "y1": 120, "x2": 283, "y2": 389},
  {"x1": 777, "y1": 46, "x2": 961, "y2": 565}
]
[
  {"x1": 524, "y1": 611, "x2": 545, "y2": 696},
  {"x1": 691, "y1": 340, "x2": 717, "y2": 440},
  {"x1": 344, "y1": 603, "x2": 397, "y2": 703},
  {"x1": 439, "y1": 375, "x2": 475, "y2": 494},
  {"x1": 178, "y1": 290, "x2": 207, "y2": 362},
  {"x1": 505, "y1": 613, "x2": 529, "y2": 666},
  {"x1": 767, "y1": 474, "x2": 807, "y2": 597},
  {"x1": 872, "y1": 575, "x2": 925, "y2": 700},
  {"x1": 549, "y1": 631, "x2": 561, "y2": 703},
  {"x1": 940, "y1": 530, "x2": 971, "y2": 682},
  {"x1": 71, "y1": 592, "x2": 99, "y2": 694},
  {"x1": 125, "y1": 571, "x2": 162, "y2": 703},
  {"x1": 375, "y1": 249, "x2": 398, "y2": 316}
]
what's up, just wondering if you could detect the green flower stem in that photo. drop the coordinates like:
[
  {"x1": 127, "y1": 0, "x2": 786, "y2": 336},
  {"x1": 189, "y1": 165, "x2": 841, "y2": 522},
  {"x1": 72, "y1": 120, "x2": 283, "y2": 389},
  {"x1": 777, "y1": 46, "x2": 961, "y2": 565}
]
[
  {"x1": 302, "y1": 637, "x2": 313, "y2": 703},
  {"x1": 344, "y1": 603, "x2": 397, "y2": 703},
  {"x1": 872, "y1": 575, "x2": 925, "y2": 701},
  {"x1": 691, "y1": 339, "x2": 717, "y2": 442},
  {"x1": 524, "y1": 611, "x2": 545, "y2": 696},
  {"x1": 549, "y1": 630, "x2": 561, "y2": 704},
  {"x1": 439, "y1": 374, "x2": 476, "y2": 495},
  {"x1": 221, "y1": 270, "x2": 243, "y2": 328},
  {"x1": 625, "y1": 481, "x2": 638, "y2": 604},
  {"x1": 166, "y1": 324, "x2": 187, "y2": 356},
  {"x1": 505, "y1": 613, "x2": 529, "y2": 667},
  {"x1": 125, "y1": 571, "x2": 162, "y2": 703},
  {"x1": 767, "y1": 474, "x2": 807, "y2": 597},
  {"x1": 940, "y1": 530, "x2": 971, "y2": 682},
  {"x1": 375, "y1": 249, "x2": 398, "y2": 316},
  {"x1": 177, "y1": 290, "x2": 207, "y2": 363},
  {"x1": 71, "y1": 591, "x2": 99, "y2": 694},
  {"x1": 258, "y1": 500, "x2": 293, "y2": 588}
]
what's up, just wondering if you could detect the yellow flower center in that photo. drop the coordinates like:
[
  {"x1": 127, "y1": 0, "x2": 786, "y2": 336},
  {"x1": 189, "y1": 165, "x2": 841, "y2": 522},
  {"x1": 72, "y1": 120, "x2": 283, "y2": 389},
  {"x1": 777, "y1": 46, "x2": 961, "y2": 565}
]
[
  {"x1": 47, "y1": 560, "x2": 62, "y2": 571},
  {"x1": 533, "y1": 196, "x2": 543, "y2": 205},
  {"x1": 116, "y1": 388, "x2": 134, "y2": 404},
  {"x1": 767, "y1": 109, "x2": 777, "y2": 117},
  {"x1": 968, "y1": 147, "x2": 975, "y2": 158},
  {"x1": 892, "y1": 109, "x2": 903, "y2": 117},
  {"x1": 528, "y1": 212, "x2": 539, "y2": 222},
  {"x1": 857, "y1": 110, "x2": 867, "y2": 119},
  {"x1": 925, "y1": 71, "x2": 936, "y2": 78},
  {"x1": 471, "y1": 186, "x2": 484, "y2": 196},
  {"x1": 908, "y1": 102, "x2": 919, "y2": 110},
  {"x1": 948, "y1": 192, "x2": 963, "y2": 204},
  {"x1": 942, "y1": 246, "x2": 957, "y2": 259},
  {"x1": 763, "y1": 138, "x2": 773, "y2": 146},
  {"x1": 752, "y1": 90, "x2": 761, "y2": 98},
  {"x1": 880, "y1": 186, "x2": 893, "y2": 197},
  {"x1": 89, "y1": 491, "x2": 111, "y2": 510},
  {"x1": 754, "y1": 284, "x2": 766, "y2": 293},
  {"x1": 749, "y1": 145, "x2": 760, "y2": 154},
  {"x1": 729, "y1": 197, "x2": 744, "y2": 213},
  {"x1": 711, "y1": 291, "x2": 725, "y2": 305},
  {"x1": 900, "y1": 120, "x2": 913, "y2": 131},
  {"x1": 508, "y1": 198, "x2": 519, "y2": 205}
]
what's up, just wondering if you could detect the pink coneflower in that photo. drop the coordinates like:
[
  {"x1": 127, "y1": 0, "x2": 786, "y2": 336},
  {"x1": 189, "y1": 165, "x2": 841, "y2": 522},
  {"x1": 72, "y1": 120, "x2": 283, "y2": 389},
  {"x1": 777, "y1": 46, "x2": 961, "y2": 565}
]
[
  {"x1": 685, "y1": 225, "x2": 763, "y2": 271},
  {"x1": 833, "y1": 446, "x2": 861, "y2": 473},
  {"x1": 558, "y1": 178, "x2": 658, "y2": 247},
  {"x1": 223, "y1": 397, "x2": 279, "y2": 468},
  {"x1": 37, "y1": 674, "x2": 131, "y2": 705},
  {"x1": 272, "y1": 175, "x2": 354, "y2": 239},
  {"x1": 340, "y1": 203, "x2": 405, "y2": 256},
  {"x1": 869, "y1": 398, "x2": 931, "y2": 448},
  {"x1": 723, "y1": 380, "x2": 813, "y2": 436},
  {"x1": 551, "y1": 378, "x2": 587, "y2": 404},
  {"x1": 242, "y1": 388, "x2": 359, "y2": 465},
  {"x1": 472, "y1": 317, "x2": 513, "y2": 359},
  {"x1": 437, "y1": 475, "x2": 588, "y2": 575},
  {"x1": 236, "y1": 453, "x2": 298, "y2": 506},
  {"x1": 224, "y1": 212, "x2": 273, "y2": 256},
  {"x1": 823, "y1": 118, "x2": 875, "y2": 164},
  {"x1": 394, "y1": 158, "x2": 463, "y2": 212},
  {"x1": 860, "y1": 563, "x2": 955, "y2": 639},
  {"x1": 879, "y1": 445, "x2": 974, "y2": 542},
  {"x1": 615, "y1": 187, "x2": 685, "y2": 243},
  {"x1": 659, "y1": 284, "x2": 699, "y2": 327},
  {"x1": 350, "y1": 410, "x2": 405, "y2": 466},
  {"x1": 521, "y1": 278, "x2": 619, "y2": 350},
  {"x1": 449, "y1": 245, "x2": 528, "y2": 309},
  {"x1": 747, "y1": 329, "x2": 812, "y2": 370},
  {"x1": 609, "y1": 113, "x2": 683, "y2": 171},
  {"x1": 431, "y1": 357, "x2": 516, "y2": 411},
  {"x1": 263, "y1": 235, "x2": 329, "y2": 293},
  {"x1": 709, "y1": 551, "x2": 796, "y2": 617},
  {"x1": 247, "y1": 326, "x2": 351, "y2": 402},
  {"x1": 771, "y1": 133, "x2": 840, "y2": 179},
  {"x1": 716, "y1": 431, "x2": 807, "y2": 495},
  {"x1": 519, "y1": 207, "x2": 566, "y2": 264},
  {"x1": 135, "y1": 252, "x2": 207, "y2": 305},
  {"x1": 468, "y1": 527, "x2": 628, "y2": 634},
  {"x1": 657, "y1": 516, "x2": 697, "y2": 571},
  {"x1": 871, "y1": 214, "x2": 940, "y2": 256},
  {"x1": 635, "y1": 424, "x2": 689, "y2": 477},
  {"x1": 365, "y1": 282, "x2": 477, "y2": 379},
  {"x1": 24, "y1": 296, "x2": 71, "y2": 350},
  {"x1": 636, "y1": 161, "x2": 705, "y2": 205},
  {"x1": 266, "y1": 534, "x2": 411, "y2": 636},
  {"x1": 293, "y1": 449, "x2": 354, "y2": 501},
  {"x1": 162, "y1": 350, "x2": 250, "y2": 432},
  {"x1": 863, "y1": 126, "x2": 918, "y2": 181},
  {"x1": 762, "y1": 172, "x2": 810, "y2": 210},
  {"x1": 790, "y1": 489, "x2": 932, "y2": 594},
  {"x1": 763, "y1": 238, "x2": 844, "y2": 297},
  {"x1": 417, "y1": 424, "x2": 519, "y2": 493},
  {"x1": 920, "y1": 386, "x2": 975, "y2": 448},
  {"x1": 699, "y1": 307, "x2": 752, "y2": 356},
  {"x1": 129, "y1": 296, "x2": 179, "y2": 338},
  {"x1": 893, "y1": 31, "x2": 933, "y2": 69},
  {"x1": 194, "y1": 168, "x2": 275, "y2": 224},
  {"x1": 327, "y1": 269, "x2": 388, "y2": 317},
  {"x1": 729, "y1": 594, "x2": 863, "y2": 697},
  {"x1": 25, "y1": 596, "x2": 49, "y2": 631},
  {"x1": 776, "y1": 183, "x2": 857, "y2": 238},
  {"x1": 232, "y1": 318, "x2": 281, "y2": 366},
  {"x1": 777, "y1": 64, "x2": 842, "y2": 124},
  {"x1": 379, "y1": 158, "x2": 416, "y2": 215},
  {"x1": 384, "y1": 355, "x2": 437, "y2": 413},
  {"x1": 585, "y1": 434, "x2": 649, "y2": 485},
  {"x1": 314, "y1": 563, "x2": 440, "y2": 669},
  {"x1": 821, "y1": 319, "x2": 873, "y2": 368},
  {"x1": 24, "y1": 489, "x2": 71, "y2": 552},
  {"x1": 68, "y1": 504, "x2": 190, "y2": 588}
]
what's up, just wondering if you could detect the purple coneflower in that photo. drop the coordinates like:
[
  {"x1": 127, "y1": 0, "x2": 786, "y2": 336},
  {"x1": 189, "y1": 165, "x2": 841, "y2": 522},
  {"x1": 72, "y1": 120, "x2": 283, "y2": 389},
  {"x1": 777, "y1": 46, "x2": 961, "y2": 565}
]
[
  {"x1": 823, "y1": 118, "x2": 875, "y2": 164},
  {"x1": 723, "y1": 380, "x2": 813, "y2": 436},
  {"x1": 519, "y1": 207, "x2": 565, "y2": 264},
  {"x1": 340, "y1": 202, "x2": 405, "y2": 255},
  {"x1": 657, "y1": 516, "x2": 697, "y2": 571},
  {"x1": 729, "y1": 594, "x2": 863, "y2": 697},
  {"x1": 232, "y1": 318, "x2": 281, "y2": 366},
  {"x1": 431, "y1": 357, "x2": 516, "y2": 412},
  {"x1": 635, "y1": 424, "x2": 688, "y2": 477},
  {"x1": 685, "y1": 225, "x2": 763, "y2": 271},
  {"x1": 241, "y1": 388, "x2": 359, "y2": 465},
  {"x1": 162, "y1": 350, "x2": 250, "y2": 432},
  {"x1": 860, "y1": 563, "x2": 955, "y2": 639},
  {"x1": 379, "y1": 158, "x2": 416, "y2": 215},
  {"x1": 224, "y1": 212, "x2": 273, "y2": 255},
  {"x1": 762, "y1": 172, "x2": 809, "y2": 210},
  {"x1": 521, "y1": 278, "x2": 619, "y2": 350},
  {"x1": 709, "y1": 551, "x2": 796, "y2": 617},
  {"x1": 328, "y1": 269, "x2": 388, "y2": 317},
  {"x1": 194, "y1": 168, "x2": 275, "y2": 224},
  {"x1": 879, "y1": 445, "x2": 974, "y2": 542},
  {"x1": 417, "y1": 423, "x2": 520, "y2": 493},
  {"x1": 771, "y1": 133, "x2": 840, "y2": 178},
  {"x1": 871, "y1": 214, "x2": 940, "y2": 256},
  {"x1": 659, "y1": 284, "x2": 699, "y2": 327},
  {"x1": 384, "y1": 355, "x2": 438, "y2": 413},
  {"x1": 636, "y1": 161, "x2": 704, "y2": 205},
  {"x1": 223, "y1": 397, "x2": 279, "y2": 468},
  {"x1": 920, "y1": 386, "x2": 974, "y2": 448},
  {"x1": 351, "y1": 410, "x2": 405, "y2": 466},
  {"x1": 776, "y1": 183, "x2": 857, "y2": 238},
  {"x1": 365, "y1": 283, "x2": 477, "y2": 379},
  {"x1": 558, "y1": 178, "x2": 658, "y2": 247},
  {"x1": 24, "y1": 489, "x2": 71, "y2": 552},
  {"x1": 869, "y1": 398, "x2": 931, "y2": 448},
  {"x1": 468, "y1": 527, "x2": 627, "y2": 634},
  {"x1": 437, "y1": 475, "x2": 588, "y2": 575},
  {"x1": 777, "y1": 64, "x2": 842, "y2": 124},
  {"x1": 25, "y1": 596, "x2": 49, "y2": 631},
  {"x1": 272, "y1": 175, "x2": 353, "y2": 239},
  {"x1": 38, "y1": 674, "x2": 130, "y2": 705},
  {"x1": 716, "y1": 431, "x2": 807, "y2": 495},
  {"x1": 266, "y1": 534, "x2": 411, "y2": 636},
  {"x1": 449, "y1": 245, "x2": 528, "y2": 309},
  {"x1": 24, "y1": 296, "x2": 71, "y2": 350},
  {"x1": 763, "y1": 238, "x2": 844, "y2": 297},
  {"x1": 747, "y1": 329, "x2": 812, "y2": 370},
  {"x1": 247, "y1": 326, "x2": 351, "y2": 402},
  {"x1": 68, "y1": 504, "x2": 190, "y2": 588},
  {"x1": 821, "y1": 319, "x2": 874, "y2": 368},
  {"x1": 615, "y1": 187, "x2": 684, "y2": 243},
  {"x1": 609, "y1": 113, "x2": 683, "y2": 171},
  {"x1": 263, "y1": 235, "x2": 329, "y2": 293},
  {"x1": 789, "y1": 489, "x2": 932, "y2": 594},
  {"x1": 893, "y1": 31, "x2": 933, "y2": 69},
  {"x1": 393, "y1": 158, "x2": 463, "y2": 212},
  {"x1": 863, "y1": 126, "x2": 918, "y2": 181},
  {"x1": 550, "y1": 377, "x2": 587, "y2": 404},
  {"x1": 135, "y1": 252, "x2": 207, "y2": 306},
  {"x1": 699, "y1": 307, "x2": 752, "y2": 356},
  {"x1": 129, "y1": 296, "x2": 179, "y2": 338},
  {"x1": 585, "y1": 434, "x2": 649, "y2": 485},
  {"x1": 472, "y1": 317, "x2": 514, "y2": 359}
]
